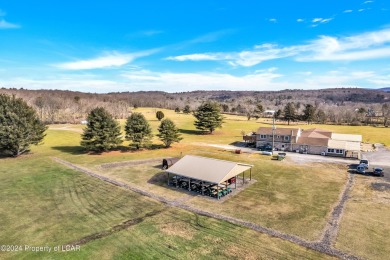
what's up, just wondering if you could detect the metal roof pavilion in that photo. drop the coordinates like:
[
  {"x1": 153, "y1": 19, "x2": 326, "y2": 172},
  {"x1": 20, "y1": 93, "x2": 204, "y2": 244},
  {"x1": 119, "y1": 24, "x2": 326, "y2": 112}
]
[{"x1": 165, "y1": 155, "x2": 253, "y2": 184}]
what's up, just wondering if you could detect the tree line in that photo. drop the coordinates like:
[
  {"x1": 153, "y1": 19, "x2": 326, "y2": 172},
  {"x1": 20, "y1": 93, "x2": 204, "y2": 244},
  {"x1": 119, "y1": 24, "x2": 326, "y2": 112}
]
[
  {"x1": 0, "y1": 93, "x2": 224, "y2": 157},
  {"x1": 1, "y1": 87, "x2": 389, "y2": 126}
]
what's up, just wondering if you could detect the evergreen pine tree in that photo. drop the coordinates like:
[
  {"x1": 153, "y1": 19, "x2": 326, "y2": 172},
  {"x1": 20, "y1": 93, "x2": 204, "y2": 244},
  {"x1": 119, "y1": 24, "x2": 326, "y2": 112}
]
[
  {"x1": 274, "y1": 109, "x2": 282, "y2": 119},
  {"x1": 80, "y1": 107, "x2": 122, "y2": 152},
  {"x1": 302, "y1": 104, "x2": 316, "y2": 124},
  {"x1": 157, "y1": 119, "x2": 182, "y2": 148},
  {"x1": 193, "y1": 101, "x2": 224, "y2": 134},
  {"x1": 283, "y1": 102, "x2": 296, "y2": 125},
  {"x1": 125, "y1": 113, "x2": 153, "y2": 149},
  {"x1": 0, "y1": 94, "x2": 47, "y2": 157},
  {"x1": 183, "y1": 105, "x2": 191, "y2": 114}
]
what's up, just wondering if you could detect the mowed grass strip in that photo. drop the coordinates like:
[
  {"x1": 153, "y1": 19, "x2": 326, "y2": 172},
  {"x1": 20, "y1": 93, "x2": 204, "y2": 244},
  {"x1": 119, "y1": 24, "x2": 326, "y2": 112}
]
[
  {"x1": 0, "y1": 157, "x2": 334, "y2": 260},
  {"x1": 10, "y1": 208, "x2": 336, "y2": 260},
  {"x1": 0, "y1": 157, "x2": 165, "y2": 259},
  {"x1": 90, "y1": 146, "x2": 347, "y2": 241},
  {"x1": 335, "y1": 175, "x2": 390, "y2": 260}
]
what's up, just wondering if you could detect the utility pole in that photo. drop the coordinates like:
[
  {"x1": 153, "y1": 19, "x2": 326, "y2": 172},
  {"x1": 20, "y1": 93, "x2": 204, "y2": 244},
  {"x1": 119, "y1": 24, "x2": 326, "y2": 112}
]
[{"x1": 272, "y1": 116, "x2": 276, "y2": 155}]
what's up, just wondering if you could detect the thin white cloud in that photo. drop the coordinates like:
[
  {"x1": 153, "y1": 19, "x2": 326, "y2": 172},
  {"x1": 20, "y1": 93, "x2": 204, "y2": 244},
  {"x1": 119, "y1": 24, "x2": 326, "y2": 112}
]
[
  {"x1": 167, "y1": 28, "x2": 390, "y2": 66},
  {"x1": 166, "y1": 53, "x2": 224, "y2": 61},
  {"x1": 5, "y1": 68, "x2": 389, "y2": 93},
  {"x1": 269, "y1": 18, "x2": 277, "y2": 23},
  {"x1": 297, "y1": 18, "x2": 304, "y2": 22},
  {"x1": 55, "y1": 50, "x2": 157, "y2": 70},
  {"x1": 358, "y1": 9, "x2": 365, "y2": 12},
  {"x1": 120, "y1": 69, "x2": 285, "y2": 91},
  {"x1": 187, "y1": 29, "x2": 234, "y2": 44},
  {"x1": 0, "y1": 19, "x2": 20, "y2": 29},
  {"x1": 298, "y1": 71, "x2": 313, "y2": 76},
  {"x1": 312, "y1": 17, "x2": 333, "y2": 24},
  {"x1": 142, "y1": 30, "x2": 164, "y2": 36},
  {"x1": 363, "y1": 1, "x2": 373, "y2": 4},
  {"x1": 299, "y1": 28, "x2": 390, "y2": 61},
  {"x1": 343, "y1": 10, "x2": 353, "y2": 13}
]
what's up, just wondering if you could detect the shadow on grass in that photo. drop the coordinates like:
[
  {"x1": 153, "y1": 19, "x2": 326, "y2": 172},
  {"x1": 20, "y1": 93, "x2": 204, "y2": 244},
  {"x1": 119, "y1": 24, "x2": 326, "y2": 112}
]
[
  {"x1": 179, "y1": 129, "x2": 205, "y2": 135},
  {"x1": 147, "y1": 171, "x2": 167, "y2": 186},
  {"x1": 228, "y1": 141, "x2": 248, "y2": 147},
  {"x1": 51, "y1": 146, "x2": 85, "y2": 155},
  {"x1": 52, "y1": 144, "x2": 168, "y2": 155}
]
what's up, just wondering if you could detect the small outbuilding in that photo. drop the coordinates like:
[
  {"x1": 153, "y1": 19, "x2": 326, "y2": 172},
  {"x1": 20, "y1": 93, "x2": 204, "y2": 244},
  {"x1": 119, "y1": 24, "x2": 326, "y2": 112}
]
[
  {"x1": 165, "y1": 155, "x2": 253, "y2": 199},
  {"x1": 162, "y1": 158, "x2": 180, "y2": 169}
]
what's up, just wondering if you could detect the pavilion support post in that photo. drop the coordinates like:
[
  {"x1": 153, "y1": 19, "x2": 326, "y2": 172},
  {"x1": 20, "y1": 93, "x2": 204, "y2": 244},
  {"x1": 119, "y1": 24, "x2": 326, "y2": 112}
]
[
  {"x1": 176, "y1": 175, "x2": 178, "y2": 188},
  {"x1": 188, "y1": 179, "x2": 191, "y2": 191},
  {"x1": 167, "y1": 172, "x2": 170, "y2": 186},
  {"x1": 201, "y1": 181, "x2": 204, "y2": 196},
  {"x1": 217, "y1": 185, "x2": 219, "y2": 200},
  {"x1": 235, "y1": 178, "x2": 237, "y2": 189}
]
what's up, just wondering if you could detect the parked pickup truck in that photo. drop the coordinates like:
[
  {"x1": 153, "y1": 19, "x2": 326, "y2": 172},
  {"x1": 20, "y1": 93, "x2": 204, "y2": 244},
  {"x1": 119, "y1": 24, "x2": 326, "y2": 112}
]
[{"x1": 359, "y1": 159, "x2": 369, "y2": 168}]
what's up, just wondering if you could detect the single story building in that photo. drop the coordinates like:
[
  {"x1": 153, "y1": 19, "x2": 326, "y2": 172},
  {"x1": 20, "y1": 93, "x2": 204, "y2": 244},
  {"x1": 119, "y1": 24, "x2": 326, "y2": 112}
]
[{"x1": 165, "y1": 155, "x2": 253, "y2": 199}]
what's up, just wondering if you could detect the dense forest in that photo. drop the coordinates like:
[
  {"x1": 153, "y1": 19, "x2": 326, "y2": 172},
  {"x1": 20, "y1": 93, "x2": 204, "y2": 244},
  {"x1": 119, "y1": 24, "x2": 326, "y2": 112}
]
[{"x1": 0, "y1": 87, "x2": 389, "y2": 126}]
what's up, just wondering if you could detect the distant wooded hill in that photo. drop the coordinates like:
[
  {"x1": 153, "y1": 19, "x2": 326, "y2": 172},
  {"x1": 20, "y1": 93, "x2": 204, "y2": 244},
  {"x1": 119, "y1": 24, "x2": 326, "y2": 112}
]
[{"x1": 0, "y1": 87, "x2": 389, "y2": 125}]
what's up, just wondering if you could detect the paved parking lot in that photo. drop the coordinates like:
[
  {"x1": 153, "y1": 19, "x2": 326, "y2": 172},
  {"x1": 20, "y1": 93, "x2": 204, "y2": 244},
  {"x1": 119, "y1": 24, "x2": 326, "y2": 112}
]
[{"x1": 362, "y1": 144, "x2": 390, "y2": 181}]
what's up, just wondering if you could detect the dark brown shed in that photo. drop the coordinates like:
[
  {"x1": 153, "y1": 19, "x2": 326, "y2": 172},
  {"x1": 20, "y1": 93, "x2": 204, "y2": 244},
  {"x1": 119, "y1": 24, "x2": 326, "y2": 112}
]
[{"x1": 162, "y1": 158, "x2": 180, "y2": 169}]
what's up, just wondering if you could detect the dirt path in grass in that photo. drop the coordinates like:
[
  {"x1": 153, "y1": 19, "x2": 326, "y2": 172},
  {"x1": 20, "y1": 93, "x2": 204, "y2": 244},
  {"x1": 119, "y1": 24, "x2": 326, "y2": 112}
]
[
  {"x1": 52, "y1": 157, "x2": 360, "y2": 260},
  {"x1": 320, "y1": 172, "x2": 355, "y2": 247},
  {"x1": 100, "y1": 157, "x2": 172, "y2": 169}
]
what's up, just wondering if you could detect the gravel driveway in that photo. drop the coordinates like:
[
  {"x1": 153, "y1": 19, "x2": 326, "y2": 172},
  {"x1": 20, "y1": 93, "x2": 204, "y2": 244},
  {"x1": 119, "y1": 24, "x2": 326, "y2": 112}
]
[
  {"x1": 362, "y1": 144, "x2": 390, "y2": 181},
  {"x1": 198, "y1": 142, "x2": 359, "y2": 165}
]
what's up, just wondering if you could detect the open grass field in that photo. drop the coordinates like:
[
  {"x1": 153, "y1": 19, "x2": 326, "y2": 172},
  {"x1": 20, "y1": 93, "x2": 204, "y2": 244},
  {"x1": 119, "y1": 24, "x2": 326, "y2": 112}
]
[
  {"x1": 94, "y1": 152, "x2": 347, "y2": 241},
  {"x1": 335, "y1": 174, "x2": 390, "y2": 260},
  {"x1": 1, "y1": 107, "x2": 389, "y2": 259}
]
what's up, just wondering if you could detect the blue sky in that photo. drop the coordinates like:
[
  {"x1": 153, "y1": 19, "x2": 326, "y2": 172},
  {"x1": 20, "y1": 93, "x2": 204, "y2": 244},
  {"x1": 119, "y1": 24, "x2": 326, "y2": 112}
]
[{"x1": 1, "y1": 0, "x2": 390, "y2": 93}]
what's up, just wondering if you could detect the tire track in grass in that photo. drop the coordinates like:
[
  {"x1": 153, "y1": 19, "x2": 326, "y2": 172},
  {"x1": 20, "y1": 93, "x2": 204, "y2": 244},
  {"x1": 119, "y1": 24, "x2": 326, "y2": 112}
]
[
  {"x1": 52, "y1": 157, "x2": 360, "y2": 260},
  {"x1": 67, "y1": 209, "x2": 166, "y2": 246},
  {"x1": 71, "y1": 177, "x2": 115, "y2": 228},
  {"x1": 320, "y1": 172, "x2": 355, "y2": 247}
]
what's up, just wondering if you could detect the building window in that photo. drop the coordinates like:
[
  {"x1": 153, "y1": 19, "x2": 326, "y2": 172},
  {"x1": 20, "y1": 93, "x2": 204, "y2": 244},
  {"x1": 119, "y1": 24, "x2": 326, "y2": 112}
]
[
  {"x1": 284, "y1": 136, "x2": 290, "y2": 141},
  {"x1": 260, "y1": 134, "x2": 267, "y2": 139},
  {"x1": 277, "y1": 135, "x2": 280, "y2": 138},
  {"x1": 268, "y1": 135, "x2": 273, "y2": 138},
  {"x1": 327, "y1": 148, "x2": 343, "y2": 154}
]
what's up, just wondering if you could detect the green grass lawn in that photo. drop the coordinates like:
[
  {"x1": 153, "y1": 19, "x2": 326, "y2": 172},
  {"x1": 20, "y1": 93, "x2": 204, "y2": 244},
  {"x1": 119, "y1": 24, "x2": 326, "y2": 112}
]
[
  {"x1": 93, "y1": 149, "x2": 347, "y2": 241},
  {"x1": 335, "y1": 175, "x2": 390, "y2": 260},
  {"x1": 1, "y1": 107, "x2": 389, "y2": 259}
]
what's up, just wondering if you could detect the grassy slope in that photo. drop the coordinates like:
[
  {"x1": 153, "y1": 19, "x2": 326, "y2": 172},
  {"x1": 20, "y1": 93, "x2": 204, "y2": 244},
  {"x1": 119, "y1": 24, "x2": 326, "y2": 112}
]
[
  {"x1": 94, "y1": 151, "x2": 346, "y2": 241},
  {"x1": 1, "y1": 107, "x2": 389, "y2": 259},
  {"x1": 0, "y1": 116, "x2": 333, "y2": 259},
  {"x1": 335, "y1": 175, "x2": 390, "y2": 260}
]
